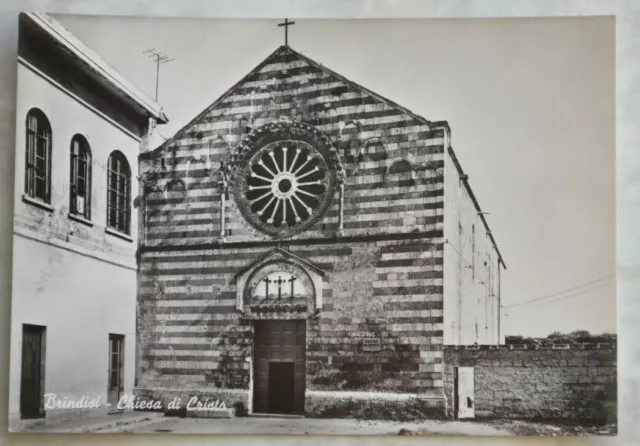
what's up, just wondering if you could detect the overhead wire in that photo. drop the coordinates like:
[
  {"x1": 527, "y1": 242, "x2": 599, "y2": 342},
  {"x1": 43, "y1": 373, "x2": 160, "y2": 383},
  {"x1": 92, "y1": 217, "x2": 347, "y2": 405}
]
[{"x1": 502, "y1": 275, "x2": 615, "y2": 310}]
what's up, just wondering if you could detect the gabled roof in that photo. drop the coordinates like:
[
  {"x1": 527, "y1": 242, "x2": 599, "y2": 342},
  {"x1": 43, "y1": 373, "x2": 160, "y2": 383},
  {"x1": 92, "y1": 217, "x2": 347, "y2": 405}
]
[
  {"x1": 151, "y1": 44, "x2": 450, "y2": 155},
  {"x1": 23, "y1": 12, "x2": 168, "y2": 123},
  {"x1": 448, "y1": 147, "x2": 506, "y2": 270},
  {"x1": 234, "y1": 247, "x2": 326, "y2": 280}
]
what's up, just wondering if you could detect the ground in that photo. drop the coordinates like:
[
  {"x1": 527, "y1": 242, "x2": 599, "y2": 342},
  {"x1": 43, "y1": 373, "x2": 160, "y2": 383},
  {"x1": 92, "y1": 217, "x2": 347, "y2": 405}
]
[
  {"x1": 113, "y1": 415, "x2": 617, "y2": 436},
  {"x1": 20, "y1": 411, "x2": 616, "y2": 436}
]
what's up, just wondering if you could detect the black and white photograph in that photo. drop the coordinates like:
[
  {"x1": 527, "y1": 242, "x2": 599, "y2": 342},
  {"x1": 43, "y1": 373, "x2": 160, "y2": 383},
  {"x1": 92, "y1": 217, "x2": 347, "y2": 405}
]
[{"x1": 8, "y1": 12, "x2": 616, "y2": 436}]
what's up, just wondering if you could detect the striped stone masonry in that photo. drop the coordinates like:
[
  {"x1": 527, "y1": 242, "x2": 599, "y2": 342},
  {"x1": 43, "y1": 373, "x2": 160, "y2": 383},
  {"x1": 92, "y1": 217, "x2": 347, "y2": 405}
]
[
  {"x1": 138, "y1": 45, "x2": 446, "y2": 247},
  {"x1": 137, "y1": 238, "x2": 445, "y2": 393},
  {"x1": 134, "y1": 45, "x2": 486, "y2": 418}
]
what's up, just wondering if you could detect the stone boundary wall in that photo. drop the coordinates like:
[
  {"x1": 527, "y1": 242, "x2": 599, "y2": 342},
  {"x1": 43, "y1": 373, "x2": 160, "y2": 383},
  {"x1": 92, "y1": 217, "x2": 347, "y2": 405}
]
[{"x1": 443, "y1": 343, "x2": 617, "y2": 424}]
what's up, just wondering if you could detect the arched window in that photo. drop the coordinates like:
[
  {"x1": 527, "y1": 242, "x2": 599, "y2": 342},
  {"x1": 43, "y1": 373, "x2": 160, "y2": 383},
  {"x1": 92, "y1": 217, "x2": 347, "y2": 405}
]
[
  {"x1": 387, "y1": 159, "x2": 415, "y2": 187},
  {"x1": 107, "y1": 151, "x2": 131, "y2": 235},
  {"x1": 69, "y1": 135, "x2": 92, "y2": 219},
  {"x1": 25, "y1": 108, "x2": 52, "y2": 203}
]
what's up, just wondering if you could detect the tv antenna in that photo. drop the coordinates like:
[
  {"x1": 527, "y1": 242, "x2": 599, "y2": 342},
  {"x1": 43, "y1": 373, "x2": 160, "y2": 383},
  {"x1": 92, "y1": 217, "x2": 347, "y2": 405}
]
[{"x1": 143, "y1": 49, "x2": 175, "y2": 101}]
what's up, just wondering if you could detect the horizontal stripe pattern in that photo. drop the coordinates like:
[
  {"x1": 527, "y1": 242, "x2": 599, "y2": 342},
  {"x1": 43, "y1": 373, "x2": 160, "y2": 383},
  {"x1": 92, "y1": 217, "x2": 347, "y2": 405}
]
[
  {"x1": 139, "y1": 239, "x2": 444, "y2": 383},
  {"x1": 140, "y1": 47, "x2": 445, "y2": 246},
  {"x1": 138, "y1": 47, "x2": 447, "y2": 391}
]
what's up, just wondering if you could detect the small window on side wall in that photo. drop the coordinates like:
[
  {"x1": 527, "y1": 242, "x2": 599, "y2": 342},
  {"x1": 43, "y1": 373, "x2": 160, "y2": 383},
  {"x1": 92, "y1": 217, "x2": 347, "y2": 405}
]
[
  {"x1": 106, "y1": 151, "x2": 131, "y2": 235},
  {"x1": 25, "y1": 108, "x2": 52, "y2": 203},
  {"x1": 70, "y1": 135, "x2": 92, "y2": 220}
]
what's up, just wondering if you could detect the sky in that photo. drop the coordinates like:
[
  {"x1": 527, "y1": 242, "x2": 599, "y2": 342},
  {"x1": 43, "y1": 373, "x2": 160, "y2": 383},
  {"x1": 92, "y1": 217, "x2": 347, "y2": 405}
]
[{"x1": 53, "y1": 15, "x2": 616, "y2": 338}]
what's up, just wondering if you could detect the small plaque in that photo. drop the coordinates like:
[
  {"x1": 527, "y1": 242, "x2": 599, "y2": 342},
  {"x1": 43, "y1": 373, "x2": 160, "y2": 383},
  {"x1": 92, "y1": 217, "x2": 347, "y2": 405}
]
[{"x1": 362, "y1": 337, "x2": 381, "y2": 352}]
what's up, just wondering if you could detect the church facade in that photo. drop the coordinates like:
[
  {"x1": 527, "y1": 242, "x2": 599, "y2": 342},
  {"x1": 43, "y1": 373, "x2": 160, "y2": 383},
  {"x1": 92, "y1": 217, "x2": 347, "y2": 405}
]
[{"x1": 135, "y1": 45, "x2": 505, "y2": 417}]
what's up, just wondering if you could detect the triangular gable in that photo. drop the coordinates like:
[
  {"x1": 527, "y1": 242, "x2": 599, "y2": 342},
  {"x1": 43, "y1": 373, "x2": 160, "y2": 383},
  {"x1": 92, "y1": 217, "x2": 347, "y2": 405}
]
[
  {"x1": 234, "y1": 247, "x2": 326, "y2": 281},
  {"x1": 144, "y1": 45, "x2": 449, "y2": 158}
]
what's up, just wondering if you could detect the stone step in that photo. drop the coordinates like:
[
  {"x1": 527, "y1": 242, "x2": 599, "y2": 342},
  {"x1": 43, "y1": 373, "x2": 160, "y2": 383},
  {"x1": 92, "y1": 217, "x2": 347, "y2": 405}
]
[
  {"x1": 23, "y1": 411, "x2": 163, "y2": 434},
  {"x1": 250, "y1": 413, "x2": 304, "y2": 419},
  {"x1": 98, "y1": 415, "x2": 170, "y2": 433},
  {"x1": 186, "y1": 407, "x2": 234, "y2": 419},
  {"x1": 70, "y1": 412, "x2": 164, "y2": 434}
]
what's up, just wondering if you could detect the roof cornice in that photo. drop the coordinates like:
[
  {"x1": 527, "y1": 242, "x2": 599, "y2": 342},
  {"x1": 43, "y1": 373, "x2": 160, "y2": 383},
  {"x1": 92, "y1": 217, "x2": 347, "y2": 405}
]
[{"x1": 24, "y1": 12, "x2": 168, "y2": 123}]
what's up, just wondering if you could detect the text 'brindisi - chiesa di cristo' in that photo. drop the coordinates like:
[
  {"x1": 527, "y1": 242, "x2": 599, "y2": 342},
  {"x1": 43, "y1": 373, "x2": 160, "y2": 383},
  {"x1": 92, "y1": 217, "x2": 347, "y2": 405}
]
[{"x1": 134, "y1": 43, "x2": 504, "y2": 418}]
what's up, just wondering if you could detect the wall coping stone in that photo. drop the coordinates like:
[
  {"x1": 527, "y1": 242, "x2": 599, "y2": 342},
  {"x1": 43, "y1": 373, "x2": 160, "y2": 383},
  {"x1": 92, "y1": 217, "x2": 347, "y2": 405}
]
[
  {"x1": 443, "y1": 343, "x2": 616, "y2": 351},
  {"x1": 306, "y1": 390, "x2": 443, "y2": 401}
]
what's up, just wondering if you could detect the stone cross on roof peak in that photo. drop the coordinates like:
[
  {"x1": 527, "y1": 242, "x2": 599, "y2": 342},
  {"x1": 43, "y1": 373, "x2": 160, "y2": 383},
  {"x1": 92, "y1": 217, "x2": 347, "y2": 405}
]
[{"x1": 278, "y1": 18, "x2": 296, "y2": 46}]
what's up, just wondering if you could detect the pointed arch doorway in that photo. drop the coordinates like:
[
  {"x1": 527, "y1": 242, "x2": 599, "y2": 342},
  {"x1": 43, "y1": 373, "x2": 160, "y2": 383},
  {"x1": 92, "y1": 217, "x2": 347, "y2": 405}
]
[{"x1": 235, "y1": 248, "x2": 325, "y2": 416}]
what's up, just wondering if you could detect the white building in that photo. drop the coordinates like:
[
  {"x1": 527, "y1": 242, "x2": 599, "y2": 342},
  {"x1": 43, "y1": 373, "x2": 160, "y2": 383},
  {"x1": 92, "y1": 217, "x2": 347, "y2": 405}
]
[{"x1": 9, "y1": 12, "x2": 167, "y2": 430}]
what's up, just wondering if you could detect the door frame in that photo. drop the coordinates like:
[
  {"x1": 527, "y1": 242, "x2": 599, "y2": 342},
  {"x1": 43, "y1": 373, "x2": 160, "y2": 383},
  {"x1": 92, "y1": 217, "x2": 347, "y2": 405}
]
[
  {"x1": 453, "y1": 366, "x2": 459, "y2": 418},
  {"x1": 252, "y1": 319, "x2": 306, "y2": 416},
  {"x1": 107, "y1": 333, "x2": 125, "y2": 412},
  {"x1": 454, "y1": 366, "x2": 475, "y2": 419},
  {"x1": 20, "y1": 323, "x2": 46, "y2": 420}
]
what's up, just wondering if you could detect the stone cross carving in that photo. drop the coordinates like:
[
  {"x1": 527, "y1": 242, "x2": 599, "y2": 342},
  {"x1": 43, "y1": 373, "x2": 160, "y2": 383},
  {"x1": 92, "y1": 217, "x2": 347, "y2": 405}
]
[
  {"x1": 275, "y1": 276, "x2": 285, "y2": 299},
  {"x1": 263, "y1": 277, "x2": 271, "y2": 299},
  {"x1": 288, "y1": 276, "x2": 297, "y2": 298}
]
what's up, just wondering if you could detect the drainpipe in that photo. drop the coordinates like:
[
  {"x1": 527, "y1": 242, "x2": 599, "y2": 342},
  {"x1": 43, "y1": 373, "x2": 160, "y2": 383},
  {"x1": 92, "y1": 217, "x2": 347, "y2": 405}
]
[{"x1": 497, "y1": 263, "x2": 502, "y2": 344}]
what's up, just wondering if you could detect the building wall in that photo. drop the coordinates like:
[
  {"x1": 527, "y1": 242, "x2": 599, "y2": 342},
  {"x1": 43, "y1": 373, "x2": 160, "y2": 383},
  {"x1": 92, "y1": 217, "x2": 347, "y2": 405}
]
[
  {"x1": 137, "y1": 46, "x2": 500, "y2": 416},
  {"x1": 9, "y1": 238, "x2": 137, "y2": 427},
  {"x1": 137, "y1": 45, "x2": 448, "y2": 411},
  {"x1": 443, "y1": 344, "x2": 617, "y2": 423},
  {"x1": 140, "y1": 47, "x2": 447, "y2": 248},
  {"x1": 137, "y1": 239, "x2": 446, "y2": 416},
  {"x1": 443, "y1": 148, "x2": 501, "y2": 345},
  {"x1": 9, "y1": 62, "x2": 142, "y2": 427}
]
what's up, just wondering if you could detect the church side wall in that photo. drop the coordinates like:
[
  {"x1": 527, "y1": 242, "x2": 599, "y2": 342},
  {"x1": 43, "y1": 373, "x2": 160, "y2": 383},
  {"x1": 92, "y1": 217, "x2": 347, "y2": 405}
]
[
  {"x1": 442, "y1": 148, "x2": 500, "y2": 345},
  {"x1": 442, "y1": 146, "x2": 462, "y2": 344}
]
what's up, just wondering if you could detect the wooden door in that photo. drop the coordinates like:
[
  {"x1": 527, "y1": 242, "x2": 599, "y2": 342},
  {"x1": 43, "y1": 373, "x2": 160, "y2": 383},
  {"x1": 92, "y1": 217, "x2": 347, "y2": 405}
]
[
  {"x1": 253, "y1": 320, "x2": 306, "y2": 415},
  {"x1": 456, "y1": 366, "x2": 475, "y2": 419},
  {"x1": 268, "y1": 362, "x2": 295, "y2": 414},
  {"x1": 108, "y1": 334, "x2": 125, "y2": 410},
  {"x1": 20, "y1": 324, "x2": 46, "y2": 419}
]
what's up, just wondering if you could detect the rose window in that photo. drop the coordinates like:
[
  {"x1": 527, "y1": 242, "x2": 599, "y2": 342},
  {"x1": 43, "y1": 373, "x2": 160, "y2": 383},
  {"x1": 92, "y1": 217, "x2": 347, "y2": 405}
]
[
  {"x1": 243, "y1": 140, "x2": 329, "y2": 230},
  {"x1": 232, "y1": 122, "x2": 339, "y2": 237}
]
